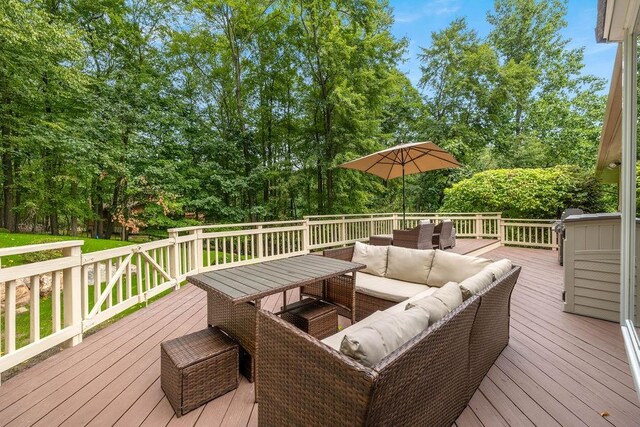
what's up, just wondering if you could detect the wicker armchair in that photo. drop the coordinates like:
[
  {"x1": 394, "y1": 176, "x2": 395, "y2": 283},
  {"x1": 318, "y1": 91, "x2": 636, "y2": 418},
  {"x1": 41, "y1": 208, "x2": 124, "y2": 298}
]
[
  {"x1": 392, "y1": 222, "x2": 435, "y2": 250},
  {"x1": 432, "y1": 220, "x2": 454, "y2": 250}
]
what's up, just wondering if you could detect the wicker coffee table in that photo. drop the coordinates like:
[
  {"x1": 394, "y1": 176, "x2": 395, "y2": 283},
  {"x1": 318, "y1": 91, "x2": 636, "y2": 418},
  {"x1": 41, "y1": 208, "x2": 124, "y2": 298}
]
[{"x1": 281, "y1": 299, "x2": 338, "y2": 339}]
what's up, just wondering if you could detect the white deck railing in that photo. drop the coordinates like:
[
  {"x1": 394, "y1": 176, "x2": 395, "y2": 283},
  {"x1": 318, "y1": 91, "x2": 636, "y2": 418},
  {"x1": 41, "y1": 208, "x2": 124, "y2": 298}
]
[{"x1": 0, "y1": 212, "x2": 556, "y2": 383}]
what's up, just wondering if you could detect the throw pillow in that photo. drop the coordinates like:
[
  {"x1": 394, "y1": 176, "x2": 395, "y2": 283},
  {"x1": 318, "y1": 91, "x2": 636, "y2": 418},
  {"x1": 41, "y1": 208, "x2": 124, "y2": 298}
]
[
  {"x1": 406, "y1": 295, "x2": 450, "y2": 325},
  {"x1": 340, "y1": 307, "x2": 429, "y2": 367},
  {"x1": 433, "y1": 281, "x2": 463, "y2": 311},
  {"x1": 485, "y1": 259, "x2": 513, "y2": 280},
  {"x1": 351, "y1": 241, "x2": 389, "y2": 277},
  {"x1": 459, "y1": 269, "x2": 495, "y2": 300}
]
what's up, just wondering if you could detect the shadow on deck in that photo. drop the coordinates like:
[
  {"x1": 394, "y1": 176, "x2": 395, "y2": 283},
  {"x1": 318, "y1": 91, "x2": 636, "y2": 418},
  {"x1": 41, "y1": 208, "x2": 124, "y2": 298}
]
[{"x1": 0, "y1": 241, "x2": 638, "y2": 426}]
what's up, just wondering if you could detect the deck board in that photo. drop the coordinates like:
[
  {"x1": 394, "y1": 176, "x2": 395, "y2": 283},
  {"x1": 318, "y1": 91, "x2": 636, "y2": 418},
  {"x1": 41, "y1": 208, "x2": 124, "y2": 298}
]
[{"x1": 1, "y1": 242, "x2": 639, "y2": 426}]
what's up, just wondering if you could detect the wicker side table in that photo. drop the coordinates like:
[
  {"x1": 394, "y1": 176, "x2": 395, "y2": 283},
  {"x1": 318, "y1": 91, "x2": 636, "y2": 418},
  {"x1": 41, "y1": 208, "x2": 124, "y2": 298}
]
[
  {"x1": 161, "y1": 327, "x2": 239, "y2": 417},
  {"x1": 281, "y1": 300, "x2": 338, "y2": 339}
]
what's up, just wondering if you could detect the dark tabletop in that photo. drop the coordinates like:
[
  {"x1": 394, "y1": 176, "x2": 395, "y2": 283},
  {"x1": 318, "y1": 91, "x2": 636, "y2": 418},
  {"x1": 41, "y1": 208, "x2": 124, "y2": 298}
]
[{"x1": 187, "y1": 254, "x2": 365, "y2": 304}]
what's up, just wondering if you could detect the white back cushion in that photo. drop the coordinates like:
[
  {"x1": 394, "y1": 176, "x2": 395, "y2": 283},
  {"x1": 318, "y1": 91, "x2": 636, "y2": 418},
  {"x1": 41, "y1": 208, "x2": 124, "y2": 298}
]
[
  {"x1": 340, "y1": 307, "x2": 429, "y2": 367},
  {"x1": 406, "y1": 297, "x2": 448, "y2": 325},
  {"x1": 405, "y1": 281, "x2": 462, "y2": 325},
  {"x1": 351, "y1": 241, "x2": 388, "y2": 277},
  {"x1": 427, "y1": 250, "x2": 492, "y2": 287},
  {"x1": 385, "y1": 246, "x2": 435, "y2": 284},
  {"x1": 322, "y1": 310, "x2": 389, "y2": 350},
  {"x1": 433, "y1": 281, "x2": 463, "y2": 311},
  {"x1": 485, "y1": 259, "x2": 513, "y2": 279},
  {"x1": 459, "y1": 269, "x2": 495, "y2": 300}
]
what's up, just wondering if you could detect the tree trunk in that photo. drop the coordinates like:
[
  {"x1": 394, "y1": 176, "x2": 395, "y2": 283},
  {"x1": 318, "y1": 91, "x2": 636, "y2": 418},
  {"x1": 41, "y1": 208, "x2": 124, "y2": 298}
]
[
  {"x1": 2, "y1": 149, "x2": 16, "y2": 232},
  {"x1": 50, "y1": 212, "x2": 59, "y2": 235},
  {"x1": 70, "y1": 182, "x2": 78, "y2": 236}
]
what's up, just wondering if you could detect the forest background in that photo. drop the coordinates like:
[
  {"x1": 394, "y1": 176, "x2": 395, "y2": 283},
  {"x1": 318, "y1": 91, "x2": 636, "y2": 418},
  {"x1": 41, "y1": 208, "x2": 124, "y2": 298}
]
[{"x1": 0, "y1": 0, "x2": 612, "y2": 239}]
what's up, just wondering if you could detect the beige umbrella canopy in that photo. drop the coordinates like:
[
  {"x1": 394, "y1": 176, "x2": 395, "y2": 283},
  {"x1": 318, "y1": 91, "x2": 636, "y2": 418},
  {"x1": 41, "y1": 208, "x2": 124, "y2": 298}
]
[{"x1": 340, "y1": 141, "x2": 461, "y2": 226}]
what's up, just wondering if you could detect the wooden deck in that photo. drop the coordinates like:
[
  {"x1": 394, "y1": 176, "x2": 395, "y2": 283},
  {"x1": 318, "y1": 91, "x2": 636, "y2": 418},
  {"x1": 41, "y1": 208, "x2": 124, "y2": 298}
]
[{"x1": 0, "y1": 242, "x2": 638, "y2": 426}]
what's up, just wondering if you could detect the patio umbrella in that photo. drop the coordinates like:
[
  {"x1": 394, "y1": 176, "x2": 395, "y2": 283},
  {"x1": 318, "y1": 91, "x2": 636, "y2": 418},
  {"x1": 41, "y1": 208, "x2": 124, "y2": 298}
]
[{"x1": 340, "y1": 141, "x2": 461, "y2": 227}]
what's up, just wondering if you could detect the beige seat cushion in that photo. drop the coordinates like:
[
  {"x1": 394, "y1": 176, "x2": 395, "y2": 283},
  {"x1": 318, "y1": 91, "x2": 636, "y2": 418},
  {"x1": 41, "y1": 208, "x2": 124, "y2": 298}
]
[
  {"x1": 322, "y1": 310, "x2": 389, "y2": 350},
  {"x1": 385, "y1": 246, "x2": 435, "y2": 284},
  {"x1": 351, "y1": 241, "x2": 388, "y2": 277},
  {"x1": 356, "y1": 273, "x2": 430, "y2": 302},
  {"x1": 427, "y1": 250, "x2": 492, "y2": 287},
  {"x1": 459, "y1": 269, "x2": 495, "y2": 300},
  {"x1": 339, "y1": 307, "x2": 429, "y2": 367},
  {"x1": 485, "y1": 259, "x2": 513, "y2": 279}
]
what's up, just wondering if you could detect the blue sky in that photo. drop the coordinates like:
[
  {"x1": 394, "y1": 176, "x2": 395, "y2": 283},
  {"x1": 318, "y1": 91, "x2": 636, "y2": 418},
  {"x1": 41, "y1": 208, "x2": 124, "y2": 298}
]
[{"x1": 389, "y1": 0, "x2": 617, "y2": 92}]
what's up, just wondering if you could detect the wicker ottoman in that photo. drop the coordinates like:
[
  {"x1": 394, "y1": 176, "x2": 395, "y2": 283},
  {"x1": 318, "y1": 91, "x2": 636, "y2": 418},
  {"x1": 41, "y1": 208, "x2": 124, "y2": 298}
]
[
  {"x1": 281, "y1": 300, "x2": 338, "y2": 339},
  {"x1": 161, "y1": 327, "x2": 239, "y2": 416}
]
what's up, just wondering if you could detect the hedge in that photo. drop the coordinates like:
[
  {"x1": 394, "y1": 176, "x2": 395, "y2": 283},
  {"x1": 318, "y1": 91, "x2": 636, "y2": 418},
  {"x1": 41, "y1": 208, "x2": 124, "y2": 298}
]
[{"x1": 440, "y1": 166, "x2": 612, "y2": 219}]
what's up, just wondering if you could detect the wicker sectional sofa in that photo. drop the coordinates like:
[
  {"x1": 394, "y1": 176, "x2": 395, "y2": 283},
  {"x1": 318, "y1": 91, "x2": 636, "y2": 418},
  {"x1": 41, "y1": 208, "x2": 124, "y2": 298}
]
[{"x1": 256, "y1": 245, "x2": 521, "y2": 426}]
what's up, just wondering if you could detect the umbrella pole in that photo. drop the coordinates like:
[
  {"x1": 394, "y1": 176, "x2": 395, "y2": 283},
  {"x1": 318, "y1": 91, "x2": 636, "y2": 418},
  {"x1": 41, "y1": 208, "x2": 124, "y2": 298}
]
[{"x1": 402, "y1": 166, "x2": 406, "y2": 229}]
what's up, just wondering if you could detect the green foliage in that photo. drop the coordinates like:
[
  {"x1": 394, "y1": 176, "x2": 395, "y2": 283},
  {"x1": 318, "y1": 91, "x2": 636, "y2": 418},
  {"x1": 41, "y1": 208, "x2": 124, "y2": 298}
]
[
  {"x1": 440, "y1": 166, "x2": 613, "y2": 218},
  {"x1": 0, "y1": 0, "x2": 610, "y2": 235},
  {"x1": 410, "y1": 0, "x2": 606, "y2": 212}
]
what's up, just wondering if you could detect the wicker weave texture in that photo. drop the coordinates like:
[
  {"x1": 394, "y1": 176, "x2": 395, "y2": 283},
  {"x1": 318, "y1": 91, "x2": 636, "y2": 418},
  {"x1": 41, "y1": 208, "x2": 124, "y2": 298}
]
[
  {"x1": 322, "y1": 246, "x2": 354, "y2": 261},
  {"x1": 301, "y1": 273, "x2": 357, "y2": 322},
  {"x1": 256, "y1": 265, "x2": 521, "y2": 427},
  {"x1": 256, "y1": 310, "x2": 376, "y2": 427},
  {"x1": 206, "y1": 291, "x2": 257, "y2": 381},
  {"x1": 160, "y1": 327, "x2": 239, "y2": 416},
  {"x1": 369, "y1": 235, "x2": 393, "y2": 246},
  {"x1": 281, "y1": 300, "x2": 338, "y2": 339},
  {"x1": 468, "y1": 266, "x2": 520, "y2": 397},
  {"x1": 393, "y1": 222, "x2": 435, "y2": 250},
  {"x1": 366, "y1": 298, "x2": 480, "y2": 426},
  {"x1": 355, "y1": 292, "x2": 396, "y2": 321},
  {"x1": 433, "y1": 220, "x2": 454, "y2": 250}
]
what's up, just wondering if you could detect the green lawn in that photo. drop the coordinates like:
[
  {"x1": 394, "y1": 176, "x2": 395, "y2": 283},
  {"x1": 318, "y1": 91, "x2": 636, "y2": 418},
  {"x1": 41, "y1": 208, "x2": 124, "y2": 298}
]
[{"x1": 0, "y1": 231, "x2": 133, "y2": 267}]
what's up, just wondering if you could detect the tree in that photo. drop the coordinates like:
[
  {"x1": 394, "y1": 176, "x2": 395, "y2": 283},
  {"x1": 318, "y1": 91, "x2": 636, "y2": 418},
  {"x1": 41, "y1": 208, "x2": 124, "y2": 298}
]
[
  {"x1": 0, "y1": 0, "x2": 87, "y2": 232},
  {"x1": 486, "y1": 0, "x2": 605, "y2": 167}
]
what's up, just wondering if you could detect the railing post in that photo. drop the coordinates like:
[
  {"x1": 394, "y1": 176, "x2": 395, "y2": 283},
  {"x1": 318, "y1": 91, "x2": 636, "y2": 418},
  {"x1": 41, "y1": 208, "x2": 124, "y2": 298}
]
[
  {"x1": 193, "y1": 229, "x2": 203, "y2": 272},
  {"x1": 551, "y1": 225, "x2": 558, "y2": 250},
  {"x1": 341, "y1": 216, "x2": 347, "y2": 244},
  {"x1": 0, "y1": 259, "x2": 3, "y2": 372},
  {"x1": 257, "y1": 225, "x2": 264, "y2": 258},
  {"x1": 392, "y1": 213, "x2": 398, "y2": 230},
  {"x1": 168, "y1": 231, "x2": 180, "y2": 290},
  {"x1": 62, "y1": 244, "x2": 83, "y2": 348},
  {"x1": 302, "y1": 220, "x2": 310, "y2": 253},
  {"x1": 497, "y1": 213, "x2": 504, "y2": 242},
  {"x1": 475, "y1": 214, "x2": 483, "y2": 239},
  {"x1": 188, "y1": 230, "x2": 199, "y2": 273},
  {"x1": 370, "y1": 215, "x2": 375, "y2": 237}
]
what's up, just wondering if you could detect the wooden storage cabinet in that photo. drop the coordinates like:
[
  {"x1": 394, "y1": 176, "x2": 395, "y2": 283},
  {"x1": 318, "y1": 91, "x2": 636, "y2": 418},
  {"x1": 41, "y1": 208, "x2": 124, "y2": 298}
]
[{"x1": 563, "y1": 213, "x2": 640, "y2": 322}]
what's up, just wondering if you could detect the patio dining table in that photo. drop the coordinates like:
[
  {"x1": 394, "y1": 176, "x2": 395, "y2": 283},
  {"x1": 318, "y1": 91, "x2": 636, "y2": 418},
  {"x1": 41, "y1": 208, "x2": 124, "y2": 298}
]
[{"x1": 187, "y1": 254, "x2": 364, "y2": 382}]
